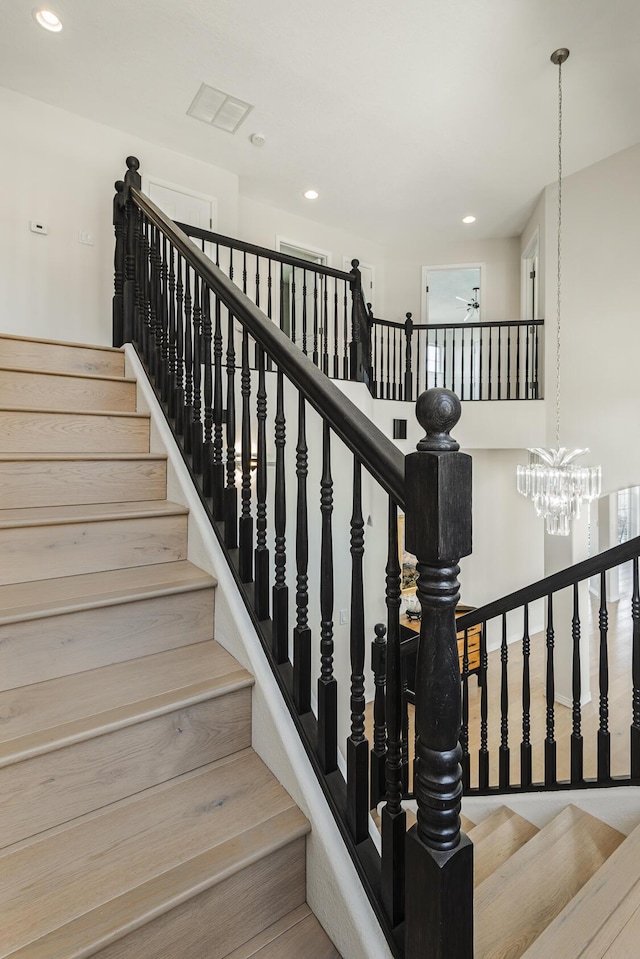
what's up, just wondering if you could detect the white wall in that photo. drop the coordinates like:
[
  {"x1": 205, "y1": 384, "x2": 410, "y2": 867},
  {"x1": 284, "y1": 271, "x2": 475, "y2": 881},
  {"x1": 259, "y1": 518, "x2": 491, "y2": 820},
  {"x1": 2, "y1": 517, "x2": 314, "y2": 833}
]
[
  {"x1": 0, "y1": 86, "x2": 239, "y2": 347},
  {"x1": 239, "y1": 194, "x2": 387, "y2": 311},
  {"x1": 540, "y1": 141, "x2": 640, "y2": 496},
  {"x1": 383, "y1": 236, "x2": 521, "y2": 324}
]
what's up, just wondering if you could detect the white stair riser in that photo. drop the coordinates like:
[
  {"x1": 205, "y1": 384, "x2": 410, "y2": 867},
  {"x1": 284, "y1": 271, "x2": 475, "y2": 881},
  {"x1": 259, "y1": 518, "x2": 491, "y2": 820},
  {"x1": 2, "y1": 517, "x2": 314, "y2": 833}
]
[
  {"x1": 0, "y1": 691, "x2": 252, "y2": 849},
  {"x1": 0, "y1": 458, "x2": 167, "y2": 508},
  {"x1": 0, "y1": 410, "x2": 149, "y2": 453},
  {"x1": 94, "y1": 839, "x2": 306, "y2": 959},
  {"x1": 0, "y1": 589, "x2": 215, "y2": 690},
  {"x1": 0, "y1": 369, "x2": 136, "y2": 413},
  {"x1": 0, "y1": 514, "x2": 188, "y2": 585},
  {"x1": 0, "y1": 337, "x2": 125, "y2": 377}
]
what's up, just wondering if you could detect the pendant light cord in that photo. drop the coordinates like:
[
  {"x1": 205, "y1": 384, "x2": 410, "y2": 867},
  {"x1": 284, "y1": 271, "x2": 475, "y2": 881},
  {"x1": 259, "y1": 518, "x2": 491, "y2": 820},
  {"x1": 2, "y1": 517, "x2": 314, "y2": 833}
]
[{"x1": 556, "y1": 56, "x2": 563, "y2": 450}]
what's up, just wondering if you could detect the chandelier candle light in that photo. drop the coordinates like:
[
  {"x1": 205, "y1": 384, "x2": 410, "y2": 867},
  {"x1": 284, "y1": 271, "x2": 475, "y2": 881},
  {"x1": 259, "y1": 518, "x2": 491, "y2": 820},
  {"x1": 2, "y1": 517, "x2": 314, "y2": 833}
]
[{"x1": 517, "y1": 48, "x2": 601, "y2": 536}]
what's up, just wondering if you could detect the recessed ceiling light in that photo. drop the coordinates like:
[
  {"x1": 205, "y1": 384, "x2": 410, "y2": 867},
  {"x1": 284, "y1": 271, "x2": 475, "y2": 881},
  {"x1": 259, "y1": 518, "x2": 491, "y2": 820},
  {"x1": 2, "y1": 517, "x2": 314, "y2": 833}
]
[
  {"x1": 304, "y1": 190, "x2": 319, "y2": 200},
  {"x1": 33, "y1": 9, "x2": 63, "y2": 31},
  {"x1": 462, "y1": 215, "x2": 476, "y2": 224}
]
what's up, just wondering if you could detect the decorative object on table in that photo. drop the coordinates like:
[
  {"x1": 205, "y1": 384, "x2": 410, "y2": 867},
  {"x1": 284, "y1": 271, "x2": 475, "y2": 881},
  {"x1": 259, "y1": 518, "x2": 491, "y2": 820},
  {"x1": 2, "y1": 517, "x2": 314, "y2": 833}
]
[{"x1": 517, "y1": 49, "x2": 601, "y2": 536}]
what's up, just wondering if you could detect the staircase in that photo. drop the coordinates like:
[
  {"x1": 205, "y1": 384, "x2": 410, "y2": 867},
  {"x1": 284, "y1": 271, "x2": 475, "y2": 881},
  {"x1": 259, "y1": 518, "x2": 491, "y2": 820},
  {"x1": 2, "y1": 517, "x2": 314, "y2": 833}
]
[
  {"x1": 0, "y1": 333, "x2": 339, "y2": 959},
  {"x1": 453, "y1": 800, "x2": 640, "y2": 959}
]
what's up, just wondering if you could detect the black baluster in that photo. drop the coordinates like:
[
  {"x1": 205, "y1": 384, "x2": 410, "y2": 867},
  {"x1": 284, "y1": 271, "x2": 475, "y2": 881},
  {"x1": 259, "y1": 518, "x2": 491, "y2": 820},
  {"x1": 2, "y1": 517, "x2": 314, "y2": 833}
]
[
  {"x1": 499, "y1": 613, "x2": 510, "y2": 788},
  {"x1": 370, "y1": 623, "x2": 387, "y2": 809},
  {"x1": 211, "y1": 296, "x2": 224, "y2": 518},
  {"x1": 322, "y1": 279, "x2": 329, "y2": 375},
  {"x1": 488, "y1": 325, "x2": 493, "y2": 400},
  {"x1": 385, "y1": 325, "x2": 391, "y2": 399},
  {"x1": 404, "y1": 389, "x2": 473, "y2": 959},
  {"x1": 293, "y1": 393, "x2": 311, "y2": 714},
  {"x1": 521, "y1": 604, "x2": 532, "y2": 787},
  {"x1": 201, "y1": 283, "x2": 214, "y2": 497},
  {"x1": 507, "y1": 324, "x2": 512, "y2": 400},
  {"x1": 140, "y1": 218, "x2": 152, "y2": 361},
  {"x1": 242, "y1": 250, "x2": 247, "y2": 294},
  {"x1": 148, "y1": 224, "x2": 160, "y2": 380},
  {"x1": 159, "y1": 236, "x2": 170, "y2": 401},
  {"x1": 224, "y1": 308, "x2": 237, "y2": 549},
  {"x1": 451, "y1": 329, "x2": 457, "y2": 394},
  {"x1": 254, "y1": 255, "x2": 260, "y2": 308},
  {"x1": 191, "y1": 274, "x2": 203, "y2": 474},
  {"x1": 631, "y1": 558, "x2": 640, "y2": 777},
  {"x1": 598, "y1": 572, "x2": 611, "y2": 781},
  {"x1": 347, "y1": 457, "x2": 368, "y2": 843},
  {"x1": 238, "y1": 329, "x2": 253, "y2": 582},
  {"x1": 442, "y1": 329, "x2": 447, "y2": 393},
  {"x1": 279, "y1": 263, "x2": 286, "y2": 332},
  {"x1": 381, "y1": 498, "x2": 405, "y2": 927},
  {"x1": 460, "y1": 326, "x2": 465, "y2": 401},
  {"x1": 516, "y1": 324, "x2": 522, "y2": 399},
  {"x1": 545, "y1": 593, "x2": 557, "y2": 786},
  {"x1": 174, "y1": 256, "x2": 185, "y2": 436},
  {"x1": 525, "y1": 323, "x2": 530, "y2": 398},
  {"x1": 267, "y1": 259, "x2": 273, "y2": 319},
  {"x1": 183, "y1": 266, "x2": 194, "y2": 452},
  {"x1": 112, "y1": 180, "x2": 125, "y2": 346},
  {"x1": 318, "y1": 422, "x2": 337, "y2": 773},
  {"x1": 497, "y1": 326, "x2": 502, "y2": 399},
  {"x1": 342, "y1": 284, "x2": 349, "y2": 379},
  {"x1": 416, "y1": 328, "x2": 423, "y2": 395},
  {"x1": 312, "y1": 272, "x2": 319, "y2": 365},
  {"x1": 479, "y1": 325, "x2": 484, "y2": 400},
  {"x1": 302, "y1": 270, "x2": 308, "y2": 355},
  {"x1": 291, "y1": 269, "x2": 297, "y2": 347},
  {"x1": 166, "y1": 244, "x2": 177, "y2": 419},
  {"x1": 254, "y1": 346, "x2": 269, "y2": 619},
  {"x1": 461, "y1": 627, "x2": 470, "y2": 790},
  {"x1": 571, "y1": 582, "x2": 584, "y2": 783},
  {"x1": 272, "y1": 370, "x2": 288, "y2": 663},
  {"x1": 392, "y1": 326, "x2": 398, "y2": 400},
  {"x1": 533, "y1": 323, "x2": 540, "y2": 398},
  {"x1": 479, "y1": 621, "x2": 490, "y2": 790},
  {"x1": 332, "y1": 283, "x2": 339, "y2": 379}
]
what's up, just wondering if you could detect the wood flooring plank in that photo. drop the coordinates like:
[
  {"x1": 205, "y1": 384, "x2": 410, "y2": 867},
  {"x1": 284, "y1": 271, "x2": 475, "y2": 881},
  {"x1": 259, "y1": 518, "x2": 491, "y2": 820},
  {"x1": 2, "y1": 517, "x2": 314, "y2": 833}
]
[
  {"x1": 472, "y1": 811, "x2": 538, "y2": 887},
  {"x1": 0, "y1": 409, "x2": 149, "y2": 453},
  {"x1": 0, "y1": 369, "x2": 136, "y2": 413},
  {"x1": 0, "y1": 336, "x2": 124, "y2": 377},
  {"x1": 0, "y1": 456, "x2": 167, "y2": 508},
  {"x1": 222, "y1": 905, "x2": 312, "y2": 959}
]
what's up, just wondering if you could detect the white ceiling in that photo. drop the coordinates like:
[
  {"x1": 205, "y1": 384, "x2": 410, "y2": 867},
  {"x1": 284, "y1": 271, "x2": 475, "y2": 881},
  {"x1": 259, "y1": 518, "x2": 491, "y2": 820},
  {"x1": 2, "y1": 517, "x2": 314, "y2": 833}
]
[{"x1": 3, "y1": 0, "x2": 640, "y2": 245}]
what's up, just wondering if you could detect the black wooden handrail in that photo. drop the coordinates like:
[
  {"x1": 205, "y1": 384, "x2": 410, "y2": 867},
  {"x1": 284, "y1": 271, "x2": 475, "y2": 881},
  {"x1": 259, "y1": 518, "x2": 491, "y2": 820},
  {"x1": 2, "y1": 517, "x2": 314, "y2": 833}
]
[
  {"x1": 175, "y1": 220, "x2": 354, "y2": 281},
  {"x1": 372, "y1": 315, "x2": 544, "y2": 332},
  {"x1": 457, "y1": 534, "x2": 640, "y2": 631},
  {"x1": 133, "y1": 187, "x2": 405, "y2": 506}
]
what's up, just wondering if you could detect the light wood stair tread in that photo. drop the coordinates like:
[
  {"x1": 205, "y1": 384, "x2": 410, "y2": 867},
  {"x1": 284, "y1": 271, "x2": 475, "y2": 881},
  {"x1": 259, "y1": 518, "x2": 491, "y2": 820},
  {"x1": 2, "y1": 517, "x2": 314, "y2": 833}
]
[
  {"x1": 0, "y1": 332, "x2": 124, "y2": 354},
  {"x1": 475, "y1": 805, "x2": 625, "y2": 959},
  {"x1": 0, "y1": 753, "x2": 307, "y2": 958},
  {"x1": 224, "y1": 906, "x2": 340, "y2": 958},
  {"x1": 520, "y1": 819, "x2": 640, "y2": 959},
  {"x1": 460, "y1": 812, "x2": 476, "y2": 834},
  {"x1": 0, "y1": 561, "x2": 215, "y2": 624},
  {"x1": 0, "y1": 365, "x2": 135, "y2": 385},
  {"x1": 0, "y1": 640, "x2": 251, "y2": 764},
  {"x1": 0, "y1": 452, "x2": 166, "y2": 462},
  {"x1": 0, "y1": 499, "x2": 188, "y2": 529},
  {"x1": 0, "y1": 405, "x2": 147, "y2": 418},
  {"x1": 471, "y1": 808, "x2": 539, "y2": 887}
]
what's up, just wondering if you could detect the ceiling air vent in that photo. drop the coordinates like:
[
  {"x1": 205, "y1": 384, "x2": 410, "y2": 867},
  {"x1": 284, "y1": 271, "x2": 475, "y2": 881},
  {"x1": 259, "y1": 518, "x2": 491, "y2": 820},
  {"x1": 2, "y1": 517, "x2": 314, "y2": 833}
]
[{"x1": 187, "y1": 83, "x2": 253, "y2": 134}]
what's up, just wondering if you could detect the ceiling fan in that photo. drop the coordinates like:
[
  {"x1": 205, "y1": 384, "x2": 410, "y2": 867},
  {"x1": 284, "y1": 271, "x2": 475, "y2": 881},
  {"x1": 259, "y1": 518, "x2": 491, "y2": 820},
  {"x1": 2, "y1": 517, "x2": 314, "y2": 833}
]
[{"x1": 456, "y1": 287, "x2": 480, "y2": 322}]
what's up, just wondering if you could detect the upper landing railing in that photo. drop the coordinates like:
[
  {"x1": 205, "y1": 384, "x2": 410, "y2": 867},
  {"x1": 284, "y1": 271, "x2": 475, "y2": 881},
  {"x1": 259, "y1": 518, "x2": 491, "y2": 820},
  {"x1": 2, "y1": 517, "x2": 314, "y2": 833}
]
[
  {"x1": 164, "y1": 219, "x2": 544, "y2": 403},
  {"x1": 113, "y1": 156, "x2": 474, "y2": 959}
]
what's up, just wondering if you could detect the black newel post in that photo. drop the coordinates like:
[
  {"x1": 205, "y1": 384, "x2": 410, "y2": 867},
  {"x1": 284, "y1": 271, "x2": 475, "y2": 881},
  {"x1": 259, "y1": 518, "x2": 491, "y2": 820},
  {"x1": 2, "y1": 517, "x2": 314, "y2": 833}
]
[
  {"x1": 404, "y1": 313, "x2": 414, "y2": 402},
  {"x1": 112, "y1": 180, "x2": 125, "y2": 347},
  {"x1": 404, "y1": 388, "x2": 473, "y2": 959},
  {"x1": 348, "y1": 260, "x2": 371, "y2": 386},
  {"x1": 122, "y1": 157, "x2": 141, "y2": 346}
]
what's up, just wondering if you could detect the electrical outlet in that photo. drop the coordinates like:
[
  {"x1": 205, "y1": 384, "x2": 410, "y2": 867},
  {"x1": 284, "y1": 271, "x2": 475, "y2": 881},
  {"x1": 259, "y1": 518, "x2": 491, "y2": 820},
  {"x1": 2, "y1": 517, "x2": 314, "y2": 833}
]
[
  {"x1": 29, "y1": 221, "x2": 48, "y2": 235},
  {"x1": 339, "y1": 609, "x2": 348, "y2": 626},
  {"x1": 79, "y1": 231, "x2": 94, "y2": 246}
]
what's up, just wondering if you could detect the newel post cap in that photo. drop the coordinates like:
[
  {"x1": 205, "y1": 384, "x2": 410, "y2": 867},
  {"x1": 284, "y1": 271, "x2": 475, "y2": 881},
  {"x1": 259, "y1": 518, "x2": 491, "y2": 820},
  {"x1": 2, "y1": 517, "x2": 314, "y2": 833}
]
[{"x1": 405, "y1": 389, "x2": 472, "y2": 561}]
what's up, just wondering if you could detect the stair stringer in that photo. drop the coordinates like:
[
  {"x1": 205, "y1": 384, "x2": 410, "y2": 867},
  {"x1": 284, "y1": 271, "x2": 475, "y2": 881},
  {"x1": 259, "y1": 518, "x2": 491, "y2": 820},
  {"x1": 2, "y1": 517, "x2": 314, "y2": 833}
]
[{"x1": 125, "y1": 345, "x2": 393, "y2": 959}]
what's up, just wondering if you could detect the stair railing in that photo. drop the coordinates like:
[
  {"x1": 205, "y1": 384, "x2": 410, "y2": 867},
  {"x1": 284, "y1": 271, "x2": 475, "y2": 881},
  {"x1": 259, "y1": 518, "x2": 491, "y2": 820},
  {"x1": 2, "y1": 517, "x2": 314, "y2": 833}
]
[
  {"x1": 451, "y1": 535, "x2": 640, "y2": 793},
  {"x1": 114, "y1": 156, "x2": 474, "y2": 959},
  {"x1": 161, "y1": 219, "x2": 371, "y2": 384},
  {"x1": 368, "y1": 311, "x2": 544, "y2": 402}
]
